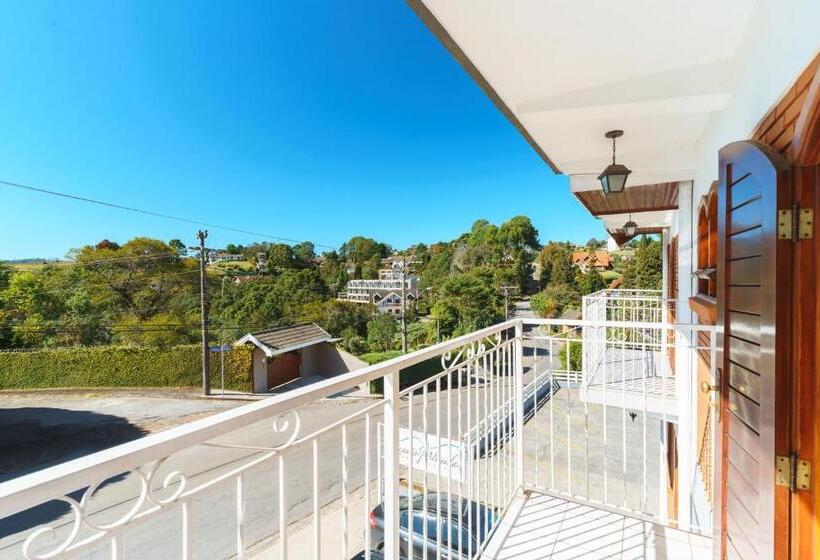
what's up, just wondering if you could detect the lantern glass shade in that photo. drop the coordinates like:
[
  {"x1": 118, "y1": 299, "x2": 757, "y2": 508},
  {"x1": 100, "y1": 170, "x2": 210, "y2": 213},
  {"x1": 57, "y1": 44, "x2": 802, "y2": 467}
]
[
  {"x1": 598, "y1": 163, "x2": 631, "y2": 194},
  {"x1": 623, "y1": 220, "x2": 638, "y2": 237}
]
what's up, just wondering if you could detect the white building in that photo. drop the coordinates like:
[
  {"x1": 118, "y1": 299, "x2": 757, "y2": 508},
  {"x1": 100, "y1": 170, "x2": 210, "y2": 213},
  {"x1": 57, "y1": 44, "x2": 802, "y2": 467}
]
[
  {"x1": 208, "y1": 252, "x2": 244, "y2": 264},
  {"x1": 338, "y1": 258, "x2": 420, "y2": 315}
]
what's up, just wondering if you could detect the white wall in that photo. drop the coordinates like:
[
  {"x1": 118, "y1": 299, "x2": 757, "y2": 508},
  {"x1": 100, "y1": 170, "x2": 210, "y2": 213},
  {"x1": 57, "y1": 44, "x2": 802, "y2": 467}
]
[
  {"x1": 671, "y1": 180, "x2": 696, "y2": 529},
  {"x1": 693, "y1": 0, "x2": 820, "y2": 200},
  {"x1": 252, "y1": 347, "x2": 268, "y2": 393}
]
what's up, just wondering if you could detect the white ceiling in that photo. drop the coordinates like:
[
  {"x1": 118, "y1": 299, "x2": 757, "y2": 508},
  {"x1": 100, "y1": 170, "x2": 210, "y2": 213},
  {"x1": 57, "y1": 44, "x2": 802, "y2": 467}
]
[{"x1": 417, "y1": 0, "x2": 758, "y2": 193}]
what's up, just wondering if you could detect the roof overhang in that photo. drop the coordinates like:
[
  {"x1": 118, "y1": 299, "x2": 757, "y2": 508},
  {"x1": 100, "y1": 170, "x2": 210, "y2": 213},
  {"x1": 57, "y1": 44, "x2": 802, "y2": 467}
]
[
  {"x1": 609, "y1": 227, "x2": 665, "y2": 246},
  {"x1": 408, "y1": 0, "x2": 757, "y2": 191},
  {"x1": 575, "y1": 183, "x2": 679, "y2": 217},
  {"x1": 235, "y1": 333, "x2": 332, "y2": 358}
]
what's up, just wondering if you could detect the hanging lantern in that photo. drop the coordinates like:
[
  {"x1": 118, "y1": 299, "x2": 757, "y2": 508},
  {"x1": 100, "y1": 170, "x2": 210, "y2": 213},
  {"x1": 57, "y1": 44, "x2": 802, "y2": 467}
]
[
  {"x1": 623, "y1": 213, "x2": 638, "y2": 237},
  {"x1": 598, "y1": 130, "x2": 631, "y2": 195}
]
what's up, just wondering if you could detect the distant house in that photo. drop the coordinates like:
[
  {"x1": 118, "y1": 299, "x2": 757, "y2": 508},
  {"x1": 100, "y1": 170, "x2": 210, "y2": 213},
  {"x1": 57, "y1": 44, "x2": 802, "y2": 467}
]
[
  {"x1": 231, "y1": 275, "x2": 259, "y2": 285},
  {"x1": 571, "y1": 250, "x2": 611, "y2": 273},
  {"x1": 236, "y1": 323, "x2": 366, "y2": 393},
  {"x1": 209, "y1": 252, "x2": 244, "y2": 264},
  {"x1": 337, "y1": 258, "x2": 419, "y2": 315}
]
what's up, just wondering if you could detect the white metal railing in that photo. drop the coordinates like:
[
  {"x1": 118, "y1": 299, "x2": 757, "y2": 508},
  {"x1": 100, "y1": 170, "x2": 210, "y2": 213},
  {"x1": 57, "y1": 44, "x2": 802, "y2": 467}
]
[
  {"x1": 523, "y1": 318, "x2": 716, "y2": 536},
  {"x1": 337, "y1": 292, "x2": 371, "y2": 303},
  {"x1": 581, "y1": 289, "x2": 670, "y2": 390},
  {"x1": 0, "y1": 317, "x2": 715, "y2": 559},
  {"x1": 345, "y1": 279, "x2": 416, "y2": 291}
]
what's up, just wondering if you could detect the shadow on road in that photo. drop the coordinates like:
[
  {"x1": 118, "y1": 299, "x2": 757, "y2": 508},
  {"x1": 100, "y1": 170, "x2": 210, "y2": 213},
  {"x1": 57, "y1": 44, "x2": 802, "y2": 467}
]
[{"x1": 0, "y1": 407, "x2": 147, "y2": 538}]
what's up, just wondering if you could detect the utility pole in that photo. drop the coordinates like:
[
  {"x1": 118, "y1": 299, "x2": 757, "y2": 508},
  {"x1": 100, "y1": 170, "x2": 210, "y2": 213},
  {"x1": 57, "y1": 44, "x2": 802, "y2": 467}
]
[
  {"x1": 400, "y1": 256, "x2": 408, "y2": 353},
  {"x1": 197, "y1": 230, "x2": 211, "y2": 396},
  {"x1": 499, "y1": 285, "x2": 518, "y2": 320}
]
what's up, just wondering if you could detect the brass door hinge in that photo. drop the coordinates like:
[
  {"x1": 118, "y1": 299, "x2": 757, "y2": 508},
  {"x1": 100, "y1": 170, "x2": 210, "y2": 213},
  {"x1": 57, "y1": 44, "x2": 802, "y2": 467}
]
[
  {"x1": 776, "y1": 453, "x2": 811, "y2": 491},
  {"x1": 778, "y1": 210, "x2": 793, "y2": 240},
  {"x1": 779, "y1": 206, "x2": 814, "y2": 241},
  {"x1": 798, "y1": 208, "x2": 814, "y2": 239}
]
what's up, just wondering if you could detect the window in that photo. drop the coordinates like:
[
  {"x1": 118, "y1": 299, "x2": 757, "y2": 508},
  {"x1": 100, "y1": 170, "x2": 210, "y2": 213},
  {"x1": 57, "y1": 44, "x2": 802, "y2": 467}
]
[
  {"x1": 696, "y1": 184, "x2": 718, "y2": 299},
  {"x1": 410, "y1": 512, "x2": 438, "y2": 541},
  {"x1": 441, "y1": 520, "x2": 476, "y2": 553}
]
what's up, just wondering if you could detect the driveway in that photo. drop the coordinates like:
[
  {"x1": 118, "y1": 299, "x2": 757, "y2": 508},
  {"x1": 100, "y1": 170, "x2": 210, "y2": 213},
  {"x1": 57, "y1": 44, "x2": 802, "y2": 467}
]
[{"x1": 0, "y1": 389, "x2": 243, "y2": 484}]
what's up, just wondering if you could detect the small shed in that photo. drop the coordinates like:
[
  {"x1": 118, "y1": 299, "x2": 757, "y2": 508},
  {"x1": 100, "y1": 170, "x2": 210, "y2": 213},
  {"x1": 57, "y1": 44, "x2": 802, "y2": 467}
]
[{"x1": 236, "y1": 323, "x2": 366, "y2": 393}]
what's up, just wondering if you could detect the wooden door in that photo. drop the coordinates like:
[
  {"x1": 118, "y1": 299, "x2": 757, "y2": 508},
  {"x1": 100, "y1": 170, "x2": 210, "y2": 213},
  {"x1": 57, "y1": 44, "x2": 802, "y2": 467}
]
[{"x1": 714, "y1": 140, "x2": 791, "y2": 559}]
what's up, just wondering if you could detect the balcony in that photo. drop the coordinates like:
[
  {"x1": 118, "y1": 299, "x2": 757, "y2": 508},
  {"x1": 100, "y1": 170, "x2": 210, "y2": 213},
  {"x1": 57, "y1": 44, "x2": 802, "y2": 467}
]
[
  {"x1": 578, "y1": 289, "x2": 678, "y2": 417},
  {"x1": 0, "y1": 309, "x2": 715, "y2": 560}
]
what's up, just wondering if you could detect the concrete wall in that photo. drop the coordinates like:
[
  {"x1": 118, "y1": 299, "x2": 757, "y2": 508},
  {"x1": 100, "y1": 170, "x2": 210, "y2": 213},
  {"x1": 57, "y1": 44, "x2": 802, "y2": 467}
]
[
  {"x1": 252, "y1": 347, "x2": 268, "y2": 393},
  {"x1": 297, "y1": 342, "x2": 367, "y2": 379}
]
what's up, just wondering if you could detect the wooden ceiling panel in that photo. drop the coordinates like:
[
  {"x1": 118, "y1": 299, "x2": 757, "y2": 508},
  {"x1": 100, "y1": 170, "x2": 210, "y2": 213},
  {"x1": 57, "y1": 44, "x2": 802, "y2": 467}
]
[
  {"x1": 608, "y1": 227, "x2": 664, "y2": 246},
  {"x1": 575, "y1": 182, "x2": 679, "y2": 216}
]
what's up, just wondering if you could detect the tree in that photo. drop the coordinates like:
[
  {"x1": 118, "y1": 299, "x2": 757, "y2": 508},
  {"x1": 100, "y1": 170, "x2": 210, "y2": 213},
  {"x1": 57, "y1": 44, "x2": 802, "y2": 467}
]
[
  {"x1": 538, "y1": 242, "x2": 576, "y2": 287},
  {"x1": 530, "y1": 283, "x2": 580, "y2": 318},
  {"x1": 361, "y1": 255, "x2": 383, "y2": 280},
  {"x1": 340, "y1": 327, "x2": 368, "y2": 355},
  {"x1": 74, "y1": 237, "x2": 194, "y2": 322},
  {"x1": 622, "y1": 235, "x2": 662, "y2": 290},
  {"x1": 169, "y1": 239, "x2": 188, "y2": 256},
  {"x1": 224, "y1": 243, "x2": 244, "y2": 255},
  {"x1": 406, "y1": 321, "x2": 433, "y2": 350},
  {"x1": 497, "y1": 215, "x2": 539, "y2": 253},
  {"x1": 318, "y1": 251, "x2": 349, "y2": 295},
  {"x1": 297, "y1": 299, "x2": 372, "y2": 338},
  {"x1": 268, "y1": 243, "x2": 295, "y2": 270},
  {"x1": 576, "y1": 268, "x2": 607, "y2": 296},
  {"x1": 339, "y1": 236, "x2": 391, "y2": 279},
  {"x1": 211, "y1": 269, "x2": 328, "y2": 340},
  {"x1": 95, "y1": 239, "x2": 120, "y2": 251},
  {"x1": 430, "y1": 269, "x2": 502, "y2": 336},
  {"x1": 366, "y1": 313, "x2": 399, "y2": 352},
  {"x1": 530, "y1": 291, "x2": 559, "y2": 318},
  {"x1": 293, "y1": 242, "x2": 316, "y2": 269},
  {"x1": 419, "y1": 247, "x2": 454, "y2": 292}
]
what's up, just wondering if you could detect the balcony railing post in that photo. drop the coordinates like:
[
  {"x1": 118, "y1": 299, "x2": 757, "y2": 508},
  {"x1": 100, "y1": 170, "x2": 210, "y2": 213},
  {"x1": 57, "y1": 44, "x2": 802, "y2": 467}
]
[
  {"x1": 382, "y1": 367, "x2": 401, "y2": 559},
  {"x1": 514, "y1": 320, "x2": 525, "y2": 493}
]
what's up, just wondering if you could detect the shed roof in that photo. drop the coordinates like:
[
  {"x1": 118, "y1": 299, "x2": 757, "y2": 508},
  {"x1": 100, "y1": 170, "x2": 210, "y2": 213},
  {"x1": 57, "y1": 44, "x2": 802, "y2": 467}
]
[{"x1": 236, "y1": 323, "x2": 332, "y2": 357}]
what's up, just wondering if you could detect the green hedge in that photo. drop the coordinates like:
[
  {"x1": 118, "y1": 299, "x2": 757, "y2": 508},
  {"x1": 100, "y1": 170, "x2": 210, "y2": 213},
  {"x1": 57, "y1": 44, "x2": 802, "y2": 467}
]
[
  {"x1": 359, "y1": 351, "x2": 442, "y2": 395},
  {"x1": 0, "y1": 344, "x2": 254, "y2": 391}
]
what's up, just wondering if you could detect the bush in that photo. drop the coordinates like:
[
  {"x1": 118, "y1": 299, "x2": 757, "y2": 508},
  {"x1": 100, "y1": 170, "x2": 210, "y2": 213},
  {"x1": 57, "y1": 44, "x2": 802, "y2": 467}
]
[
  {"x1": 358, "y1": 351, "x2": 441, "y2": 394},
  {"x1": 557, "y1": 340, "x2": 582, "y2": 372},
  {"x1": 0, "y1": 344, "x2": 254, "y2": 391}
]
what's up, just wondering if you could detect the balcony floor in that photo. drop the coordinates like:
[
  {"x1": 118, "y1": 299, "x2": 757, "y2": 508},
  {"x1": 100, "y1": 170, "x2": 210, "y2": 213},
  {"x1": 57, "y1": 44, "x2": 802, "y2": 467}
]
[{"x1": 482, "y1": 491, "x2": 711, "y2": 560}]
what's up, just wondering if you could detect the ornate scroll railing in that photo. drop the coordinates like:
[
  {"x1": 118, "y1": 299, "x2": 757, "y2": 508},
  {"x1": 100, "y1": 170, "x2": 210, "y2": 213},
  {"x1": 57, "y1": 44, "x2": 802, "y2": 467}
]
[
  {"x1": 0, "y1": 317, "x2": 716, "y2": 559},
  {"x1": 0, "y1": 321, "x2": 525, "y2": 560}
]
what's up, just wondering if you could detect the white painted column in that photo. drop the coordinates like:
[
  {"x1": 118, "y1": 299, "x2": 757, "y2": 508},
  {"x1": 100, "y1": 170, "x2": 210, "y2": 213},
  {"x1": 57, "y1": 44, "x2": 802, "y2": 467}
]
[
  {"x1": 382, "y1": 368, "x2": 401, "y2": 559},
  {"x1": 514, "y1": 321, "x2": 525, "y2": 492},
  {"x1": 673, "y1": 180, "x2": 695, "y2": 530}
]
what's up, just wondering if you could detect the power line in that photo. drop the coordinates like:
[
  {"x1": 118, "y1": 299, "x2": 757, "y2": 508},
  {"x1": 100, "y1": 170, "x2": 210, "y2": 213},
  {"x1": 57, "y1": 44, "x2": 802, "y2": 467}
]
[
  {"x1": 0, "y1": 178, "x2": 339, "y2": 250},
  {"x1": 0, "y1": 270, "x2": 200, "y2": 299}
]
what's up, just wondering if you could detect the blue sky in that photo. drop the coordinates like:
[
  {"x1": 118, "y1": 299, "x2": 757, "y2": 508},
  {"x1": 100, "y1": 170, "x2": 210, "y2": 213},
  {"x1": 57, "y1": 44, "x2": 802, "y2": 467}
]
[{"x1": 0, "y1": 1, "x2": 601, "y2": 260}]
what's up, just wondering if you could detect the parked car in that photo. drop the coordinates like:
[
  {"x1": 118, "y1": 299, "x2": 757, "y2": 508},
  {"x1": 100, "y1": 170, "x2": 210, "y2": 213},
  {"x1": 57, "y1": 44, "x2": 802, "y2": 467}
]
[
  {"x1": 350, "y1": 550, "x2": 385, "y2": 560},
  {"x1": 369, "y1": 493, "x2": 496, "y2": 559}
]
